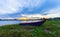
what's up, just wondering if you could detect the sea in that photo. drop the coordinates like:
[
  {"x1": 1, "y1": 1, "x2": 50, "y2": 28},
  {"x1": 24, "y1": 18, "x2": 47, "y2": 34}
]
[{"x1": 0, "y1": 21, "x2": 21, "y2": 26}]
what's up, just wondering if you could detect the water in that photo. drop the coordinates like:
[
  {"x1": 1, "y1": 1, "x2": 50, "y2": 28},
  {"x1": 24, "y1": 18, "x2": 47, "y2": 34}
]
[
  {"x1": 0, "y1": 21, "x2": 21, "y2": 26},
  {"x1": 0, "y1": 20, "x2": 43, "y2": 26}
]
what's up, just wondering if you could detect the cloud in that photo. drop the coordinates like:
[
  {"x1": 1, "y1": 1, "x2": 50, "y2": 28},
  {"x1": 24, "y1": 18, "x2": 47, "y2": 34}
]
[
  {"x1": 0, "y1": 0, "x2": 45, "y2": 14},
  {"x1": 21, "y1": 6, "x2": 60, "y2": 18},
  {"x1": 43, "y1": 6, "x2": 60, "y2": 18},
  {"x1": 21, "y1": 2, "x2": 60, "y2": 18},
  {"x1": 0, "y1": 0, "x2": 60, "y2": 18},
  {"x1": 0, "y1": 0, "x2": 22, "y2": 14},
  {"x1": 21, "y1": 13, "x2": 60, "y2": 18}
]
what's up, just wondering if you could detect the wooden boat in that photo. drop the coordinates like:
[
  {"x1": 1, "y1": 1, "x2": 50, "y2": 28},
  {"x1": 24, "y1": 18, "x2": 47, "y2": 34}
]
[{"x1": 20, "y1": 19, "x2": 46, "y2": 26}]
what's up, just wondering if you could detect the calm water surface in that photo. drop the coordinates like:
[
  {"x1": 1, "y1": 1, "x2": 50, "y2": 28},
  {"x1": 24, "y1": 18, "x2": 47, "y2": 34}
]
[{"x1": 0, "y1": 21, "x2": 21, "y2": 26}]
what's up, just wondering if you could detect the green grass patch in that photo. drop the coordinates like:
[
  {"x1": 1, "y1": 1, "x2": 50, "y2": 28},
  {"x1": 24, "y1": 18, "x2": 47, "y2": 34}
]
[{"x1": 0, "y1": 20, "x2": 60, "y2": 37}]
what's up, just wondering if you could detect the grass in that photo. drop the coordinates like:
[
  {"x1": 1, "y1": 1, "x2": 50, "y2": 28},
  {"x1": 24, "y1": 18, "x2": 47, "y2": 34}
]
[{"x1": 0, "y1": 20, "x2": 60, "y2": 37}]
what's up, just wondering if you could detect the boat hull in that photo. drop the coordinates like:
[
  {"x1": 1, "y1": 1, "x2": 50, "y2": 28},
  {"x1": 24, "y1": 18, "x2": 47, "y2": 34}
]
[{"x1": 19, "y1": 19, "x2": 46, "y2": 26}]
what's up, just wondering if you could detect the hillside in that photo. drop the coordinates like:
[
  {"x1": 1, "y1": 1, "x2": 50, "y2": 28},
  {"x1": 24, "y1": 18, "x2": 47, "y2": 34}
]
[{"x1": 0, "y1": 20, "x2": 60, "y2": 37}]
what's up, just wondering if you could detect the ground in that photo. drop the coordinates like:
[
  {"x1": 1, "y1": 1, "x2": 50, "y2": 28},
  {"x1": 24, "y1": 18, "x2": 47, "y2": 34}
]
[{"x1": 0, "y1": 20, "x2": 60, "y2": 37}]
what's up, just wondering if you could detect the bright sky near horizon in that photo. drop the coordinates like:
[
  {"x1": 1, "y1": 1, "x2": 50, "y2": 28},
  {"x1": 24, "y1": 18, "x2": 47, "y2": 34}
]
[{"x1": 0, "y1": 0, "x2": 60, "y2": 18}]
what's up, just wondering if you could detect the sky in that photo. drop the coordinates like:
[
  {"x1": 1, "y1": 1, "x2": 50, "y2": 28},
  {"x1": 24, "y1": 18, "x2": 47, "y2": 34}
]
[
  {"x1": 0, "y1": 0, "x2": 60, "y2": 18},
  {"x1": 0, "y1": 0, "x2": 60, "y2": 25}
]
